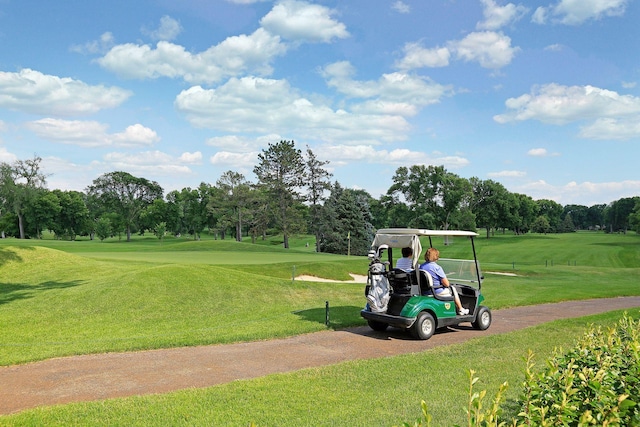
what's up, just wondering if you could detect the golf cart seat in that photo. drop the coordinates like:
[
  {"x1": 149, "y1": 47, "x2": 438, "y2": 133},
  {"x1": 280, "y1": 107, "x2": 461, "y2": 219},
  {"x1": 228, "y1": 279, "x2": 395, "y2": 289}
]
[
  {"x1": 387, "y1": 268, "x2": 411, "y2": 294},
  {"x1": 412, "y1": 269, "x2": 434, "y2": 296}
]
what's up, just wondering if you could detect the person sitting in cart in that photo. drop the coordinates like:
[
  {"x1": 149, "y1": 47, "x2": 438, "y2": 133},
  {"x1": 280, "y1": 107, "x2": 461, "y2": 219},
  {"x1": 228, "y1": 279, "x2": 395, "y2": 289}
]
[
  {"x1": 395, "y1": 247, "x2": 414, "y2": 271},
  {"x1": 420, "y1": 247, "x2": 469, "y2": 315}
]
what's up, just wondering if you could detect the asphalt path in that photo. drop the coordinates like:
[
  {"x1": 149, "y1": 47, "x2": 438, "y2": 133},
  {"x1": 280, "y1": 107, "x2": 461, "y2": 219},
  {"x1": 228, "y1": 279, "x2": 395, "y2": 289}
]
[{"x1": 2, "y1": 296, "x2": 640, "y2": 415}]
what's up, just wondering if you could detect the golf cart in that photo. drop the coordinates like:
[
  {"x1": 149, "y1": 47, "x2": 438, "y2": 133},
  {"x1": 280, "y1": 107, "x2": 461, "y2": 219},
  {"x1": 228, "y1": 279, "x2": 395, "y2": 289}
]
[{"x1": 361, "y1": 228, "x2": 491, "y2": 340}]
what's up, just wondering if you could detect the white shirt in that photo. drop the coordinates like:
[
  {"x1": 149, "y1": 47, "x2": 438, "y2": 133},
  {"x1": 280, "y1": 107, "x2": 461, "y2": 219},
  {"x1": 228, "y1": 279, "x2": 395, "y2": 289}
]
[{"x1": 395, "y1": 257, "x2": 413, "y2": 271}]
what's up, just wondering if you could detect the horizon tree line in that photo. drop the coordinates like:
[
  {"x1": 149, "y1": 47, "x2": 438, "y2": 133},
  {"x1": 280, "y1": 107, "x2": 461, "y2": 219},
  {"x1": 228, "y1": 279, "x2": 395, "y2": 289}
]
[{"x1": 1, "y1": 143, "x2": 639, "y2": 255}]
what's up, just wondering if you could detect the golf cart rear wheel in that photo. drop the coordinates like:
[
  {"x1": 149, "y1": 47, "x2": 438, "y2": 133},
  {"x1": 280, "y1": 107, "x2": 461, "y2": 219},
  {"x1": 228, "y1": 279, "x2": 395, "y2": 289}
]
[
  {"x1": 367, "y1": 320, "x2": 388, "y2": 331},
  {"x1": 472, "y1": 306, "x2": 491, "y2": 330},
  {"x1": 412, "y1": 311, "x2": 436, "y2": 340}
]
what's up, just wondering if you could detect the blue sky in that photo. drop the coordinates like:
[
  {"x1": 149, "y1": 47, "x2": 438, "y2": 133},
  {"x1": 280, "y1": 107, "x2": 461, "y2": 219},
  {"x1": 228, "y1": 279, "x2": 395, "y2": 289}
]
[{"x1": 0, "y1": 0, "x2": 639, "y2": 206}]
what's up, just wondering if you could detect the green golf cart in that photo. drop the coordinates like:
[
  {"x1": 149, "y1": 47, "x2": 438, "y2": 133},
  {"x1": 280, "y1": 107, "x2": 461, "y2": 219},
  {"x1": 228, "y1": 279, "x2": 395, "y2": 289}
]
[{"x1": 361, "y1": 228, "x2": 491, "y2": 340}]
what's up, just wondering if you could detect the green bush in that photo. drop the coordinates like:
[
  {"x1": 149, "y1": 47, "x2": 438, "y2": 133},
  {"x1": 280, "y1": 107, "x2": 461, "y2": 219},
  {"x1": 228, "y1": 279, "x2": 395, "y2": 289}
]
[{"x1": 402, "y1": 313, "x2": 640, "y2": 426}]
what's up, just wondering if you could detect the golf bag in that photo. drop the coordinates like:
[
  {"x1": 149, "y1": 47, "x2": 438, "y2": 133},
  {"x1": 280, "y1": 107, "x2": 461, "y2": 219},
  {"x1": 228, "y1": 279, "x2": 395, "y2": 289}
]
[{"x1": 366, "y1": 247, "x2": 390, "y2": 313}]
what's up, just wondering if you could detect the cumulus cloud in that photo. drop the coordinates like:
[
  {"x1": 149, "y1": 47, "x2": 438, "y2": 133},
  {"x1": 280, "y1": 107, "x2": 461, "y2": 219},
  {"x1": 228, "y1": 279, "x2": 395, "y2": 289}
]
[
  {"x1": 321, "y1": 61, "x2": 453, "y2": 111},
  {"x1": 494, "y1": 84, "x2": 640, "y2": 139},
  {"x1": 260, "y1": 0, "x2": 349, "y2": 43},
  {"x1": 533, "y1": 0, "x2": 628, "y2": 25},
  {"x1": 98, "y1": 28, "x2": 286, "y2": 84},
  {"x1": 395, "y1": 43, "x2": 450, "y2": 70},
  {"x1": 477, "y1": 0, "x2": 529, "y2": 30},
  {"x1": 392, "y1": 1, "x2": 411, "y2": 14},
  {"x1": 102, "y1": 150, "x2": 194, "y2": 175},
  {"x1": 175, "y1": 76, "x2": 413, "y2": 144},
  {"x1": 0, "y1": 146, "x2": 18, "y2": 163},
  {"x1": 26, "y1": 118, "x2": 159, "y2": 148},
  {"x1": 488, "y1": 170, "x2": 526, "y2": 178},
  {"x1": 517, "y1": 179, "x2": 640, "y2": 206},
  {"x1": 206, "y1": 134, "x2": 277, "y2": 152},
  {"x1": 210, "y1": 151, "x2": 260, "y2": 169},
  {"x1": 321, "y1": 144, "x2": 470, "y2": 169},
  {"x1": 396, "y1": 31, "x2": 519, "y2": 71},
  {"x1": 0, "y1": 69, "x2": 131, "y2": 116},
  {"x1": 579, "y1": 117, "x2": 640, "y2": 140},
  {"x1": 70, "y1": 32, "x2": 116, "y2": 54},
  {"x1": 527, "y1": 148, "x2": 549, "y2": 157},
  {"x1": 450, "y1": 31, "x2": 520, "y2": 69},
  {"x1": 143, "y1": 16, "x2": 183, "y2": 41}
]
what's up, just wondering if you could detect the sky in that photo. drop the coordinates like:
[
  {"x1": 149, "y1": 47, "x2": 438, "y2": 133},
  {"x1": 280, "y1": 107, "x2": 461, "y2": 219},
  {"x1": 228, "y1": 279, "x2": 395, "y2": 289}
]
[{"x1": 0, "y1": 0, "x2": 639, "y2": 207}]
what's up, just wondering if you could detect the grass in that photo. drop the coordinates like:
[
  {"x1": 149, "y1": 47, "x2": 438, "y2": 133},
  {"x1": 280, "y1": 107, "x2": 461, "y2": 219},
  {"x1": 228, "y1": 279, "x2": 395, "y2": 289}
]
[
  {"x1": 2, "y1": 309, "x2": 637, "y2": 426},
  {"x1": 1, "y1": 231, "x2": 640, "y2": 424},
  {"x1": 1, "y1": 232, "x2": 640, "y2": 366}
]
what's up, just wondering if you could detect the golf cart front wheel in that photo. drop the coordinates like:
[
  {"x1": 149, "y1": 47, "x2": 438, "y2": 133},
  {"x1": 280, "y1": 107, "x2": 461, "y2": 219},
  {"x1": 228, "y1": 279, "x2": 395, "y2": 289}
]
[
  {"x1": 411, "y1": 311, "x2": 436, "y2": 340},
  {"x1": 367, "y1": 320, "x2": 388, "y2": 331},
  {"x1": 472, "y1": 306, "x2": 491, "y2": 330}
]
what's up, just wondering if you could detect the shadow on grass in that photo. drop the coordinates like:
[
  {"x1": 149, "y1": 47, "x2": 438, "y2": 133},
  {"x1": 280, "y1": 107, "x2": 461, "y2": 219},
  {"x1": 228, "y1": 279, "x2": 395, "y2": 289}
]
[
  {"x1": 0, "y1": 246, "x2": 34, "y2": 268},
  {"x1": 0, "y1": 280, "x2": 84, "y2": 306},
  {"x1": 293, "y1": 305, "x2": 363, "y2": 328}
]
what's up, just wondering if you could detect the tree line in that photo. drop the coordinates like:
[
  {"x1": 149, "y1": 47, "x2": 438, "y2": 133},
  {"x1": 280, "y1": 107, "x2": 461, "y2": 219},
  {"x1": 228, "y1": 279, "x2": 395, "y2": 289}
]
[{"x1": 1, "y1": 141, "x2": 639, "y2": 255}]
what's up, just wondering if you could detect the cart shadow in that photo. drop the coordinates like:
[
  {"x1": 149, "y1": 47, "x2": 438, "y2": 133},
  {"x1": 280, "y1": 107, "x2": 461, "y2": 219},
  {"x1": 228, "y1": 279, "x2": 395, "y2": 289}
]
[{"x1": 293, "y1": 305, "x2": 365, "y2": 328}]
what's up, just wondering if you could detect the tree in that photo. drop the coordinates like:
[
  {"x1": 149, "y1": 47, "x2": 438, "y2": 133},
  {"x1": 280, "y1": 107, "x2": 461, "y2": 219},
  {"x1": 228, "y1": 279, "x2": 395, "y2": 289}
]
[
  {"x1": 24, "y1": 189, "x2": 60, "y2": 238},
  {"x1": 536, "y1": 199, "x2": 563, "y2": 232},
  {"x1": 86, "y1": 171, "x2": 163, "y2": 242},
  {"x1": 95, "y1": 216, "x2": 113, "y2": 241},
  {"x1": 318, "y1": 183, "x2": 374, "y2": 256},
  {"x1": 563, "y1": 204, "x2": 589, "y2": 230},
  {"x1": 211, "y1": 171, "x2": 254, "y2": 242},
  {"x1": 470, "y1": 178, "x2": 509, "y2": 238},
  {"x1": 531, "y1": 215, "x2": 551, "y2": 234},
  {"x1": 304, "y1": 147, "x2": 332, "y2": 252},
  {"x1": 387, "y1": 165, "x2": 470, "y2": 230},
  {"x1": 605, "y1": 197, "x2": 639, "y2": 233},
  {"x1": 0, "y1": 156, "x2": 47, "y2": 239},
  {"x1": 51, "y1": 190, "x2": 90, "y2": 240},
  {"x1": 253, "y1": 140, "x2": 306, "y2": 249}
]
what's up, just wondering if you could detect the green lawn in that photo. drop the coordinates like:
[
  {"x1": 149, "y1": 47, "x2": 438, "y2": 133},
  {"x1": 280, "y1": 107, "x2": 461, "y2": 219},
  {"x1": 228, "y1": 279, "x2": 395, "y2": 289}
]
[{"x1": 1, "y1": 231, "x2": 640, "y2": 425}]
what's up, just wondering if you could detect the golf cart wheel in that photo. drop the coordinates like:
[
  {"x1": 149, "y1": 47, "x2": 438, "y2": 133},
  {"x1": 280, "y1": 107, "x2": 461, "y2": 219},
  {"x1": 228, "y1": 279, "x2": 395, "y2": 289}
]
[
  {"x1": 472, "y1": 306, "x2": 492, "y2": 330},
  {"x1": 411, "y1": 311, "x2": 436, "y2": 340},
  {"x1": 367, "y1": 320, "x2": 388, "y2": 331}
]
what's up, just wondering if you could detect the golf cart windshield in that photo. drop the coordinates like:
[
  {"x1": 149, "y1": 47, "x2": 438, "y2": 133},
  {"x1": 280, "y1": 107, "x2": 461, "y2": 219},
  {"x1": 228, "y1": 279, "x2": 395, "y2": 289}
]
[{"x1": 438, "y1": 258, "x2": 482, "y2": 287}]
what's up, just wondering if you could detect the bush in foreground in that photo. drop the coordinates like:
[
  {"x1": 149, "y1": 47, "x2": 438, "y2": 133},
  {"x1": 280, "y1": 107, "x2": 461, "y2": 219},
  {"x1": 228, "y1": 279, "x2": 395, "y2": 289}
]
[{"x1": 401, "y1": 313, "x2": 640, "y2": 426}]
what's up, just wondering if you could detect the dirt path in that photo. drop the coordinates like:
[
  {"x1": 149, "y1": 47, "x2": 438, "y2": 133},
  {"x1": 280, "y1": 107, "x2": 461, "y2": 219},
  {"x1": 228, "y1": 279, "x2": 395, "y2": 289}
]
[{"x1": 2, "y1": 296, "x2": 640, "y2": 415}]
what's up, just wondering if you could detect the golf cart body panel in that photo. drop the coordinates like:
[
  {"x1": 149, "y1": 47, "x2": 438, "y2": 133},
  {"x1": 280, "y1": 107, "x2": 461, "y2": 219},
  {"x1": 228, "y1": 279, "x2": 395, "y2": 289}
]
[{"x1": 361, "y1": 228, "x2": 491, "y2": 339}]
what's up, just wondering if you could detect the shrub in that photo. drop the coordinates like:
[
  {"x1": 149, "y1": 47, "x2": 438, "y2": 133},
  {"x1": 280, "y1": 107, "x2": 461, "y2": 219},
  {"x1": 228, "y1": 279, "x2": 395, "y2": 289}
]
[{"x1": 400, "y1": 313, "x2": 640, "y2": 426}]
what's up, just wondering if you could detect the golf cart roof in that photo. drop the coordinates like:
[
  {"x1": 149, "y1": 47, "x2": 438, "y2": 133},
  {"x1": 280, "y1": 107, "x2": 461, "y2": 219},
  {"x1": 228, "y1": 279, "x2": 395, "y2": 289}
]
[{"x1": 375, "y1": 228, "x2": 479, "y2": 238}]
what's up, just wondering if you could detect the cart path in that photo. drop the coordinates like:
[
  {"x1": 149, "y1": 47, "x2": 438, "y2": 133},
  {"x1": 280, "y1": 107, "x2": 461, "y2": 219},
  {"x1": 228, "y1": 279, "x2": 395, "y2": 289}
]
[{"x1": 2, "y1": 296, "x2": 640, "y2": 415}]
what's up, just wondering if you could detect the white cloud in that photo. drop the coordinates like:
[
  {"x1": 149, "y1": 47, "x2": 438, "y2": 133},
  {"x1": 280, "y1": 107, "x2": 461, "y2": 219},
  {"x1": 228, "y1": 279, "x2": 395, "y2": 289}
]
[
  {"x1": 579, "y1": 117, "x2": 640, "y2": 140},
  {"x1": 70, "y1": 32, "x2": 116, "y2": 54},
  {"x1": 450, "y1": 31, "x2": 520, "y2": 69},
  {"x1": 477, "y1": 0, "x2": 529, "y2": 30},
  {"x1": 206, "y1": 134, "x2": 278, "y2": 152},
  {"x1": 322, "y1": 144, "x2": 469, "y2": 169},
  {"x1": 260, "y1": 0, "x2": 349, "y2": 43},
  {"x1": 488, "y1": 170, "x2": 526, "y2": 178},
  {"x1": 26, "y1": 118, "x2": 159, "y2": 148},
  {"x1": 516, "y1": 179, "x2": 640, "y2": 205},
  {"x1": 395, "y1": 43, "x2": 451, "y2": 70},
  {"x1": 397, "y1": 31, "x2": 519, "y2": 71},
  {"x1": 533, "y1": 0, "x2": 628, "y2": 25},
  {"x1": 0, "y1": 146, "x2": 18, "y2": 163},
  {"x1": 321, "y1": 61, "x2": 453, "y2": 110},
  {"x1": 97, "y1": 28, "x2": 286, "y2": 84},
  {"x1": 494, "y1": 84, "x2": 640, "y2": 130},
  {"x1": 392, "y1": 1, "x2": 411, "y2": 14},
  {"x1": 210, "y1": 151, "x2": 260, "y2": 169},
  {"x1": 143, "y1": 16, "x2": 183, "y2": 41},
  {"x1": 102, "y1": 150, "x2": 194, "y2": 175},
  {"x1": 179, "y1": 151, "x2": 202, "y2": 163},
  {"x1": 175, "y1": 76, "x2": 413, "y2": 144},
  {"x1": 527, "y1": 148, "x2": 549, "y2": 157},
  {"x1": 0, "y1": 69, "x2": 131, "y2": 116}
]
